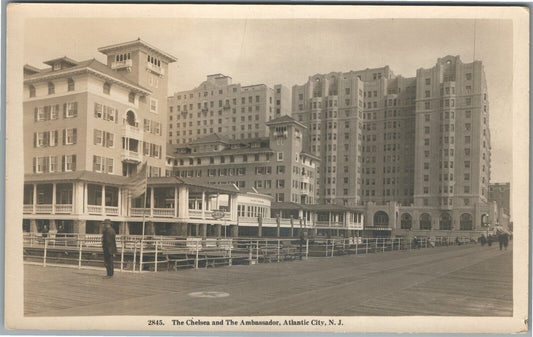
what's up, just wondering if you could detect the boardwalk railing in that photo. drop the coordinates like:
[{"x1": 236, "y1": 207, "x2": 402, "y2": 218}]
[{"x1": 23, "y1": 233, "x2": 477, "y2": 273}]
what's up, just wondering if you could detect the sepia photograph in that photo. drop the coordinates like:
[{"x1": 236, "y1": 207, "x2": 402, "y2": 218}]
[{"x1": 4, "y1": 4, "x2": 529, "y2": 334}]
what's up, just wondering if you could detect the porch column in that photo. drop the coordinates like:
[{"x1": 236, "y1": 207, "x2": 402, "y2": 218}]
[
  {"x1": 231, "y1": 195, "x2": 238, "y2": 221},
  {"x1": 101, "y1": 184, "x2": 106, "y2": 215},
  {"x1": 73, "y1": 182, "x2": 84, "y2": 215},
  {"x1": 117, "y1": 187, "x2": 122, "y2": 216},
  {"x1": 32, "y1": 184, "x2": 37, "y2": 213},
  {"x1": 174, "y1": 186, "x2": 178, "y2": 218},
  {"x1": 146, "y1": 221, "x2": 155, "y2": 236},
  {"x1": 201, "y1": 191, "x2": 206, "y2": 219},
  {"x1": 178, "y1": 186, "x2": 188, "y2": 219},
  {"x1": 195, "y1": 224, "x2": 200, "y2": 237},
  {"x1": 119, "y1": 221, "x2": 129, "y2": 235},
  {"x1": 84, "y1": 183, "x2": 88, "y2": 215},
  {"x1": 73, "y1": 220, "x2": 86, "y2": 235},
  {"x1": 179, "y1": 223, "x2": 188, "y2": 236},
  {"x1": 51, "y1": 183, "x2": 56, "y2": 214},
  {"x1": 30, "y1": 219, "x2": 38, "y2": 233},
  {"x1": 290, "y1": 216, "x2": 294, "y2": 237},
  {"x1": 150, "y1": 187, "x2": 154, "y2": 217},
  {"x1": 200, "y1": 223, "x2": 207, "y2": 238},
  {"x1": 216, "y1": 192, "x2": 220, "y2": 209},
  {"x1": 49, "y1": 219, "x2": 57, "y2": 232},
  {"x1": 230, "y1": 224, "x2": 238, "y2": 237},
  {"x1": 215, "y1": 223, "x2": 222, "y2": 237}
]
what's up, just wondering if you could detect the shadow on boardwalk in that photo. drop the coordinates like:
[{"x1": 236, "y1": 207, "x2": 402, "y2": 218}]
[{"x1": 24, "y1": 243, "x2": 512, "y2": 317}]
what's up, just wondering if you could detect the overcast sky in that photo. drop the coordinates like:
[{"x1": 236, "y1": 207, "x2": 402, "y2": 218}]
[{"x1": 24, "y1": 18, "x2": 513, "y2": 183}]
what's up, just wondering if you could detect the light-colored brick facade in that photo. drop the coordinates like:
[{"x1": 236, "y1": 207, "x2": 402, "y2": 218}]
[{"x1": 167, "y1": 74, "x2": 290, "y2": 145}]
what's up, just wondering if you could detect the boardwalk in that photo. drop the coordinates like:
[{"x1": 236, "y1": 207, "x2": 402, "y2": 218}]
[{"x1": 25, "y1": 243, "x2": 512, "y2": 317}]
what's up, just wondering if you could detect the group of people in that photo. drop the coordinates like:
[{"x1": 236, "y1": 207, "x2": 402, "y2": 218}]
[{"x1": 479, "y1": 231, "x2": 510, "y2": 250}]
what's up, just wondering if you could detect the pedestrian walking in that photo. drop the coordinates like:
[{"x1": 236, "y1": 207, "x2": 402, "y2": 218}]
[
  {"x1": 101, "y1": 219, "x2": 117, "y2": 278},
  {"x1": 503, "y1": 232, "x2": 509, "y2": 249},
  {"x1": 498, "y1": 231, "x2": 509, "y2": 250}
]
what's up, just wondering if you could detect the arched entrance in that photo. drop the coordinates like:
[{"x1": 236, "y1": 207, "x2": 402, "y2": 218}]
[
  {"x1": 419, "y1": 213, "x2": 432, "y2": 230},
  {"x1": 400, "y1": 213, "x2": 412, "y2": 229},
  {"x1": 373, "y1": 211, "x2": 389, "y2": 227},
  {"x1": 460, "y1": 213, "x2": 473, "y2": 230},
  {"x1": 439, "y1": 212, "x2": 452, "y2": 230}
]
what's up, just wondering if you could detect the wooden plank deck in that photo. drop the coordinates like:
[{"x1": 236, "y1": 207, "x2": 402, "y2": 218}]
[{"x1": 24, "y1": 243, "x2": 512, "y2": 316}]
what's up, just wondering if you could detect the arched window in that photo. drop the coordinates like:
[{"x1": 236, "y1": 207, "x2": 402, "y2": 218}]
[
  {"x1": 373, "y1": 211, "x2": 389, "y2": 227},
  {"x1": 129, "y1": 92, "x2": 135, "y2": 104},
  {"x1": 439, "y1": 212, "x2": 452, "y2": 230},
  {"x1": 460, "y1": 213, "x2": 473, "y2": 230},
  {"x1": 400, "y1": 213, "x2": 412, "y2": 229},
  {"x1": 126, "y1": 110, "x2": 136, "y2": 127},
  {"x1": 103, "y1": 82, "x2": 111, "y2": 95},
  {"x1": 29, "y1": 85, "x2": 36, "y2": 98},
  {"x1": 419, "y1": 213, "x2": 432, "y2": 230},
  {"x1": 67, "y1": 78, "x2": 75, "y2": 92},
  {"x1": 48, "y1": 82, "x2": 55, "y2": 95}
]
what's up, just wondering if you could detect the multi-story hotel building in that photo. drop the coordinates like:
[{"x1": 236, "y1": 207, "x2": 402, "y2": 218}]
[
  {"x1": 292, "y1": 67, "x2": 417, "y2": 207},
  {"x1": 166, "y1": 115, "x2": 319, "y2": 204},
  {"x1": 167, "y1": 74, "x2": 290, "y2": 144},
  {"x1": 22, "y1": 39, "x2": 181, "y2": 234},
  {"x1": 293, "y1": 56, "x2": 501, "y2": 233}
]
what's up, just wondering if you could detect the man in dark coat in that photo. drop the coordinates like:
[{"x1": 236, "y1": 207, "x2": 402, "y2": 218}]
[{"x1": 102, "y1": 219, "x2": 117, "y2": 278}]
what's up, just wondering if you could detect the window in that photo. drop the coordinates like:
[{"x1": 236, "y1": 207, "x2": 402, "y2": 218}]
[
  {"x1": 48, "y1": 82, "x2": 55, "y2": 95},
  {"x1": 65, "y1": 102, "x2": 78, "y2": 118},
  {"x1": 106, "y1": 158, "x2": 113, "y2": 174},
  {"x1": 63, "y1": 154, "x2": 76, "y2": 172},
  {"x1": 63, "y1": 128, "x2": 77, "y2": 145},
  {"x1": 129, "y1": 92, "x2": 135, "y2": 103},
  {"x1": 150, "y1": 98, "x2": 158, "y2": 113},
  {"x1": 277, "y1": 152, "x2": 284, "y2": 161},
  {"x1": 424, "y1": 101, "x2": 430, "y2": 110},
  {"x1": 67, "y1": 78, "x2": 75, "y2": 91},
  {"x1": 93, "y1": 155, "x2": 103, "y2": 172},
  {"x1": 29, "y1": 85, "x2": 36, "y2": 98},
  {"x1": 466, "y1": 73, "x2": 472, "y2": 80},
  {"x1": 425, "y1": 78, "x2": 431, "y2": 85},
  {"x1": 103, "y1": 82, "x2": 111, "y2": 95}
]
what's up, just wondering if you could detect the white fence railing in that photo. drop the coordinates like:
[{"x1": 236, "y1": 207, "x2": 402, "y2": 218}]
[{"x1": 23, "y1": 233, "x2": 478, "y2": 273}]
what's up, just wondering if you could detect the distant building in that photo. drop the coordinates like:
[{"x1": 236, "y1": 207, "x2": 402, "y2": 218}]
[
  {"x1": 167, "y1": 74, "x2": 290, "y2": 144},
  {"x1": 166, "y1": 115, "x2": 319, "y2": 204},
  {"x1": 489, "y1": 183, "x2": 510, "y2": 215}
]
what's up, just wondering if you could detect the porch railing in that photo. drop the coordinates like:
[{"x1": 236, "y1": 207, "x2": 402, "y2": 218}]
[
  {"x1": 55, "y1": 204, "x2": 73, "y2": 214},
  {"x1": 153, "y1": 208, "x2": 174, "y2": 217},
  {"x1": 35, "y1": 204, "x2": 53, "y2": 213},
  {"x1": 87, "y1": 205, "x2": 102, "y2": 215}
]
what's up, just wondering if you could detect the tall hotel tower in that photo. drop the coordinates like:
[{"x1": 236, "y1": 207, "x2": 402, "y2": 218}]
[{"x1": 293, "y1": 56, "x2": 492, "y2": 230}]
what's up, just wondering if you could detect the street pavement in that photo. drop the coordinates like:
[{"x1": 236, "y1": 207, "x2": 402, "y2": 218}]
[{"x1": 24, "y1": 243, "x2": 512, "y2": 316}]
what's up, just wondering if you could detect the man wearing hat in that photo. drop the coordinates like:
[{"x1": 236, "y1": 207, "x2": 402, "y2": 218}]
[{"x1": 102, "y1": 219, "x2": 117, "y2": 278}]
